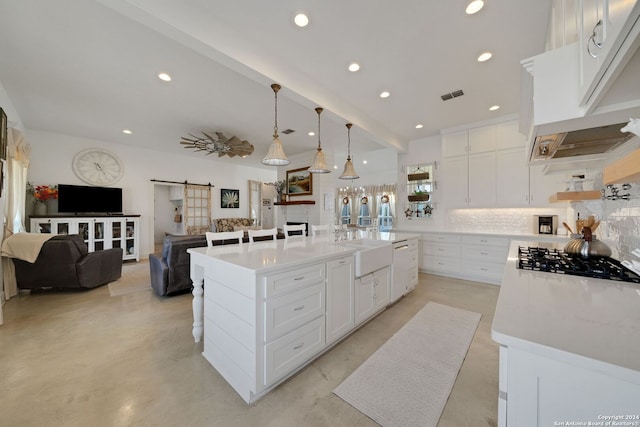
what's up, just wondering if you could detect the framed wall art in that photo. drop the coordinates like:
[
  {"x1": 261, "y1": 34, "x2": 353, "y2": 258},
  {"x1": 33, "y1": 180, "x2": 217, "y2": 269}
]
[
  {"x1": 221, "y1": 188, "x2": 239, "y2": 208},
  {"x1": 0, "y1": 108, "x2": 7, "y2": 161},
  {"x1": 286, "y1": 167, "x2": 312, "y2": 196}
]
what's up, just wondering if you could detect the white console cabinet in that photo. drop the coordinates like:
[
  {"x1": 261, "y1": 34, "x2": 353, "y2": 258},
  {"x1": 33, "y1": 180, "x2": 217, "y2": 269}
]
[{"x1": 30, "y1": 215, "x2": 140, "y2": 261}]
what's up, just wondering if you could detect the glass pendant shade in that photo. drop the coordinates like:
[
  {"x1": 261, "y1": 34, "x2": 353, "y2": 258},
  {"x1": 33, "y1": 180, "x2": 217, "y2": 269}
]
[
  {"x1": 262, "y1": 83, "x2": 290, "y2": 166},
  {"x1": 339, "y1": 123, "x2": 359, "y2": 180},
  {"x1": 308, "y1": 107, "x2": 331, "y2": 173}
]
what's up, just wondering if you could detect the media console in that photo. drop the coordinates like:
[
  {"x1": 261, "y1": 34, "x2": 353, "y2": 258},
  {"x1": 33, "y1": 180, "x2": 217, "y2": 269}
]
[{"x1": 30, "y1": 215, "x2": 140, "y2": 261}]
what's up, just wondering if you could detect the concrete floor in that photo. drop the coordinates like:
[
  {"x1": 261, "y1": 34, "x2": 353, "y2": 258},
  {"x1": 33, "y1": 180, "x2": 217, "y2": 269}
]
[{"x1": 0, "y1": 262, "x2": 500, "y2": 427}]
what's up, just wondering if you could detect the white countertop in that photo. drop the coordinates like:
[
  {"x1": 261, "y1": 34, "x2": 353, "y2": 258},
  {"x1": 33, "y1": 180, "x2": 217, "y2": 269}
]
[
  {"x1": 187, "y1": 232, "x2": 420, "y2": 273},
  {"x1": 393, "y1": 228, "x2": 570, "y2": 241},
  {"x1": 492, "y1": 240, "x2": 640, "y2": 382}
]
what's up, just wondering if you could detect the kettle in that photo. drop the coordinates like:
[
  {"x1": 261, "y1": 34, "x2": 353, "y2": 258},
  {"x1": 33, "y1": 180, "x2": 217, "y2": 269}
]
[{"x1": 564, "y1": 226, "x2": 612, "y2": 258}]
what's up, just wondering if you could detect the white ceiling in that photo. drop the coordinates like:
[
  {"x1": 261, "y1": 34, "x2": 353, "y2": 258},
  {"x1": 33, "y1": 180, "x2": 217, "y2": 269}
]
[{"x1": 0, "y1": 0, "x2": 552, "y2": 169}]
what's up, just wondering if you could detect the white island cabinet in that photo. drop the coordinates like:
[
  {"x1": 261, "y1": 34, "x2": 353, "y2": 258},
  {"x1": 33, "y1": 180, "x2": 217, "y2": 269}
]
[
  {"x1": 186, "y1": 237, "x2": 365, "y2": 403},
  {"x1": 492, "y1": 241, "x2": 640, "y2": 426},
  {"x1": 188, "y1": 233, "x2": 419, "y2": 403}
]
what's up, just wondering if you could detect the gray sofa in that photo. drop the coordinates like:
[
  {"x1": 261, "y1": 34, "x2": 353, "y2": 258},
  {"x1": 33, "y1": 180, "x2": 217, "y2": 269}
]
[
  {"x1": 14, "y1": 234, "x2": 123, "y2": 291},
  {"x1": 149, "y1": 234, "x2": 207, "y2": 296}
]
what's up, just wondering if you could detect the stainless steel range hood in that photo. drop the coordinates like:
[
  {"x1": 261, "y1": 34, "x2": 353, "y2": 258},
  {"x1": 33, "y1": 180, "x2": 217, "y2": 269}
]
[{"x1": 530, "y1": 122, "x2": 634, "y2": 163}]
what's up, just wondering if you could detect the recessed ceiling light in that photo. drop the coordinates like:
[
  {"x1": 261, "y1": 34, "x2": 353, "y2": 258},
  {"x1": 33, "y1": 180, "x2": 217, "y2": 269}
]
[
  {"x1": 465, "y1": 0, "x2": 484, "y2": 14},
  {"x1": 489, "y1": 105, "x2": 500, "y2": 111},
  {"x1": 362, "y1": 160, "x2": 368, "y2": 164},
  {"x1": 379, "y1": 91, "x2": 390, "y2": 98},
  {"x1": 334, "y1": 165, "x2": 338, "y2": 169},
  {"x1": 158, "y1": 72, "x2": 171, "y2": 82},
  {"x1": 415, "y1": 124, "x2": 424, "y2": 129},
  {"x1": 477, "y1": 52, "x2": 493, "y2": 62},
  {"x1": 308, "y1": 131, "x2": 315, "y2": 136},
  {"x1": 348, "y1": 62, "x2": 360, "y2": 72},
  {"x1": 294, "y1": 13, "x2": 309, "y2": 27},
  {"x1": 122, "y1": 129, "x2": 132, "y2": 134}
]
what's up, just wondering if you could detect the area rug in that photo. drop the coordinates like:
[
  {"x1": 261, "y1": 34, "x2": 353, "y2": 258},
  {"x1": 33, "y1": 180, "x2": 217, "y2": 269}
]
[
  {"x1": 108, "y1": 261, "x2": 152, "y2": 297},
  {"x1": 334, "y1": 302, "x2": 481, "y2": 427}
]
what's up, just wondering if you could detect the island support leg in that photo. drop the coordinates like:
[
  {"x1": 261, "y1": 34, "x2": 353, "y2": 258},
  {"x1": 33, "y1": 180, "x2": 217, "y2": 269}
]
[{"x1": 191, "y1": 264, "x2": 205, "y2": 342}]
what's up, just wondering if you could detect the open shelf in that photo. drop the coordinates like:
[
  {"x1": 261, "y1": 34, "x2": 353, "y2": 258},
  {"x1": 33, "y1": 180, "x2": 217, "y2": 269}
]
[
  {"x1": 549, "y1": 191, "x2": 601, "y2": 202},
  {"x1": 274, "y1": 200, "x2": 316, "y2": 205},
  {"x1": 604, "y1": 148, "x2": 640, "y2": 184}
]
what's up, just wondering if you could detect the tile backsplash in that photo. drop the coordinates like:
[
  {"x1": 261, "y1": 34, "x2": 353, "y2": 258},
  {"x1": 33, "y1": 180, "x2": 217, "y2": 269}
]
[
  {"x1": 579, "y1": 183, "x2": 640, "y2": 264},
  {"x1": 446, "y1": 208, "x2": 570, "y2": 235}
]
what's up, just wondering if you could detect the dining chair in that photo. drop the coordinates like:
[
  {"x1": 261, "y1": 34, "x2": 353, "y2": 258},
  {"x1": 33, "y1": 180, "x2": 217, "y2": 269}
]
[
  {"x1": 205, "y1": 231, "x2": 244, "y2": 247},
  {"x1": 311, "y1": 224, "x2": 332, "y2": 236},
  {"x1": 283, "y1": 224, "x2": 306, "y2": 239},
  {"x1": 248, "y1": 227, "x2": 278, "y2": 242}
]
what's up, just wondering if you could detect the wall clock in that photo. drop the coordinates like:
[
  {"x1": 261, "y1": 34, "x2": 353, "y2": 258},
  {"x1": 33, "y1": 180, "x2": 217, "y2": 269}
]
[{"x1": 72, "y1": 148, "x2": 124, "y2": 186}]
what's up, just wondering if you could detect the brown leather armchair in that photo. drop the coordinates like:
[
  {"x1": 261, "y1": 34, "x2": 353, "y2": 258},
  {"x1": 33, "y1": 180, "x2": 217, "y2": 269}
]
[{"x1": 13, "y1": 234, "x2": 123, "y2": 291}]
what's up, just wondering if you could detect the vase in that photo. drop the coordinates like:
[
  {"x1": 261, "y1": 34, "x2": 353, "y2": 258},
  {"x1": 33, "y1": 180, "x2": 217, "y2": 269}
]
[
  {"x1": 33, "y1": 202, "x2": 47, "y2": 216},
  {"x1": 279, "y1": 193, "x2": 287, "y2": 203},
  {"x1": 47, "y1": 198, "x2": 59, "y2": 215}
]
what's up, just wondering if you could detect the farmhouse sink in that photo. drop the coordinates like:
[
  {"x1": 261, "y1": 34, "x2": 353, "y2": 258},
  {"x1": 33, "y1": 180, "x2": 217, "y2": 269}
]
[{"x1": 342, "y1": 239, "x2": 392, "y2": 277}]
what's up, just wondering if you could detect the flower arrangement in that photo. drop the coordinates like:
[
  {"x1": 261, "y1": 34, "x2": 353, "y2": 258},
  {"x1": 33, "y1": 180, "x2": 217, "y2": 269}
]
[
  {"x1": 269, "y1": 180, "x2": 286, "y2": 195},
  {"x1": 27, "y1": 183, "x2": 58, "y2": 203}
]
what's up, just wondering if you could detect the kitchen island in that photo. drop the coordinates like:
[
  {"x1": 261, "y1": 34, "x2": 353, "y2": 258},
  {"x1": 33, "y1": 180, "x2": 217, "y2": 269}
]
[
  {"x1": 492, "y1": 241, "x2": 640, "y2": 426},
  {"x1": 188, "y1": 232, "x2": 419, "y2": 403}
]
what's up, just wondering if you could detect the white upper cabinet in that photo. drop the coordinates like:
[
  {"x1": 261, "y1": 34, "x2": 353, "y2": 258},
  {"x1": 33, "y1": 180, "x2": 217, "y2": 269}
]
[
  {"x1": 579, "y1": 0, "x2": 638, "y2": 105},
  {"x1": 468, "y1": 126, "x2": 496, "y2": 154},
  {"x1": 497, "y1": 148, "x2": 530, "y2": 207},
  {"x1": 442, "y1": 130, "x2": 468, "y2": 158},
  {"x1": 496, "y1": 120, "x2": 528, "y2": 150}
]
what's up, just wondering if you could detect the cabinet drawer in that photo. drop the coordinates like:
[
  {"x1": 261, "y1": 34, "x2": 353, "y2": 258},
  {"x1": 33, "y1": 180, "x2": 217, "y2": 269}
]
[
  {"x1": 423, "y1": 242, "x2": 460, "y2": 258},
  {"x1": 461, "y1": 235, "x2": 508, "y2": 247},
  {"x1": 264, "y1": 283, "x2": 325, "y2": 342},
  {"x1": 466, "y1": 260, "x2": 505, "y2": 279},
  {"x1": 264, "y1": 317, "x2": 325, "y2": 385},
  {"x1": 264, "y1": 264, "x2": 325, "y2": 298},
  {"x1": 461, "y1": 244, "x2": 508, "y2": 262},
  {"x1": 423, "y1": 256, "x2": 460, "y2": 273},
  {"x1": 423, "y1": 233, "x2": 461, "y2": 244}
]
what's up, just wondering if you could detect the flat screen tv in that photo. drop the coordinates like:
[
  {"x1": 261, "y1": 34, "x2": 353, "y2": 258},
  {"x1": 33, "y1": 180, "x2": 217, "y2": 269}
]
[{"x1": 57, "y1": 184, "x2": 123, "y2": 214}]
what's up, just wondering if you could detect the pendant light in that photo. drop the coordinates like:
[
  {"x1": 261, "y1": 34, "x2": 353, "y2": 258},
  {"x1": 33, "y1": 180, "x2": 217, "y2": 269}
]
[
  {"x1": 262, "y1": 83, "x2": 290, "y2": 166},
  {"x1": 339, "y1": 123, "x2": 359, "y2": 180},
  {"x1": 308, "y1": 107, "x2": 331, "y2": 174}
]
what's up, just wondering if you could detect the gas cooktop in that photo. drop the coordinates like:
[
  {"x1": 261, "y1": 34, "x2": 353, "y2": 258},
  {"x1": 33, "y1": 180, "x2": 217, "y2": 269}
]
[{"x1": 517, "y1": 246, "x2": 640, "y2": 284}]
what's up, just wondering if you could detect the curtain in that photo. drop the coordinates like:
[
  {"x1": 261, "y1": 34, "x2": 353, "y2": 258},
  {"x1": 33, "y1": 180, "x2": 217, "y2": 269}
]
[
  {"x1": 336, "y1": 184, "x2": 396, "y2": 228},
  {"x1": 2, "y1": 128, "x2": 31, "y2": 316}
]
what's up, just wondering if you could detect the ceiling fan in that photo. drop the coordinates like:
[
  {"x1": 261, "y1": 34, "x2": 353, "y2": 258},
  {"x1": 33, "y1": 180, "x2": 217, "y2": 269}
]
[{"x1": 180, "y1": 131, "x2": 255, "y2": 158}]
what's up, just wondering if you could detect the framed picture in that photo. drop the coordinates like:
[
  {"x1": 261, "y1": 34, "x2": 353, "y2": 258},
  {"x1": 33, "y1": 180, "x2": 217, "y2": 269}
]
[
  {"x1": 286, "y1": 167, "x2": 313, "y2": 196},
  {"x1": 0, "y1": 161, "x2": 3, "y2": 198},
  {"x1": 0, "y1": 108, "x2": 7, "y2": 161},
  {"x1": 221, "y1": 188, "x2": 239, "y2": 208}
]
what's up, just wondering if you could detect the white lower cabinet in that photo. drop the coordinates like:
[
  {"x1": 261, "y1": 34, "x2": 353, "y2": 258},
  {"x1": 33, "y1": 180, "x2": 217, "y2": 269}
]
[
  {"x1": 326, "y1": 256, "x2": 355, "y2": 344},
  {"x1": 422, "y1": 232, "x2": 508, "y2": 285},
  {"x1": 264, "y1": 317, "x2": 325, "y2": 385},
  {"x1": 355, "y1": 266, "x2": 390, "y2": 326},
  {"x1": 500, "y1": 346, "x2": 640, "y2": 426}
]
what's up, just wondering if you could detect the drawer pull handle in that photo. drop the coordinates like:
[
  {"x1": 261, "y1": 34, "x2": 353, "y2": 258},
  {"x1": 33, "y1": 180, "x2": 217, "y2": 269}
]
[
  {"x1": 294, "y1": 276, "x2": 305, "y2": 281},
  {"x1": 293, "y1": 343, "x2": 304, "y2": 350},
  {"x1": 293, "y1": 305, "x2": 305, "y2": 311},
  {"x1": 338, "y1": 260, "x2": 346, "y2": 264},
  {"x1": 480, "y1": 252, "x2": 488, "y2": 255},
  {"x1": 480, "y1": 239, "x2": 488, "y2": 243},
  {"x1": 481, "y1": 268, "x2": 488, "y2": 271},
  {"x1": 437, "y1": 248, "x2": 444, "y2": 251},
  {"x1": 437, "y1": 262, "x2": 444, "y2": 265}
]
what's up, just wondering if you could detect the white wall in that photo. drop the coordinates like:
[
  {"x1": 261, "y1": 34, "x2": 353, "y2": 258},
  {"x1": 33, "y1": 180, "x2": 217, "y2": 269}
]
[{"x1": 25, "y1": 129, "x2": 276, "y2": 257}]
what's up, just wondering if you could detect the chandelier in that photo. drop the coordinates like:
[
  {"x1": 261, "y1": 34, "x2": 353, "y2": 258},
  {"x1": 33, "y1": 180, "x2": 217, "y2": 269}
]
[{"x1": 180, "y1": 131, "x2": 254, "y2": 158}]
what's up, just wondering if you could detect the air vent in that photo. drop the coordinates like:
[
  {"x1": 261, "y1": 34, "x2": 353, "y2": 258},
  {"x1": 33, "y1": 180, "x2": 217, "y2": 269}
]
[
  {"x1": 441, "y1": 90, "x2": 464, "y2": 101},
  {"x1": 281, "y1": 129, "x2": 295, "y2": 134}
]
